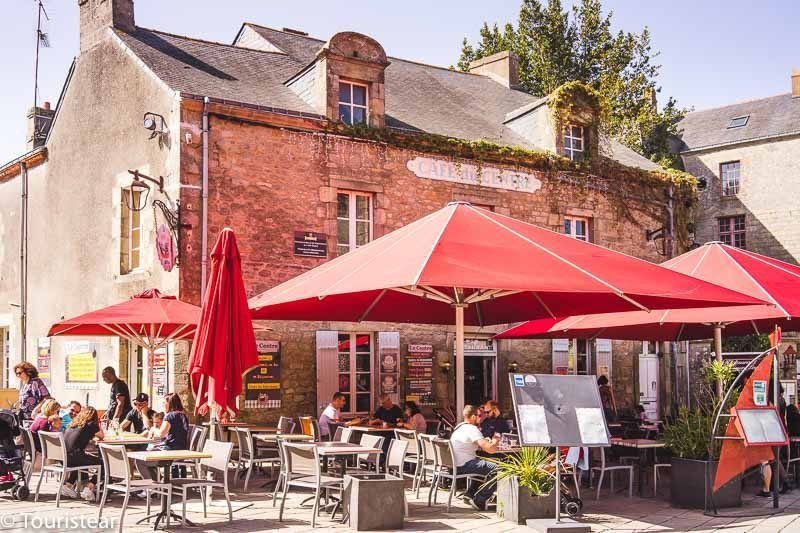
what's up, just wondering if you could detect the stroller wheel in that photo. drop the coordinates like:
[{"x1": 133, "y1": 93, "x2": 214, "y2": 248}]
[
  {"x1": 16, "y1": 485, "x2": 29, "y2": 500},
  {"x1": 10, "y1": 486, "x2": 19, "y2": 500},
  {"x1": 564, "y1": 499, "x2": 581, "y2": 517}
]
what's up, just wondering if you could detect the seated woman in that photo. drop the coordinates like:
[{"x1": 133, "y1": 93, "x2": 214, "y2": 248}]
[
  {"x1": 61, "y1": 406, "x2": 104, "y2": 501},
  {"x1": 29, "y1": 399, "x2": 61, "y2": 451},
  {"x1": 396, "y1": 401, "x2": 427, "y2": 433},
  {"x1": 136, "y1": 393, "x2": 190, "y2": 479}
]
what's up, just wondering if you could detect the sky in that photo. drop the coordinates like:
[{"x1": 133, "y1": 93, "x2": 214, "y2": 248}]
[{"x1": 1, "y1": 0, "x2": 798, "y2": 163}]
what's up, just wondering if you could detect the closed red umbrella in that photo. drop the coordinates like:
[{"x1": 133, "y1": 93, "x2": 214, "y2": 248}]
[
  {"x1": 250, "y1": 203, "x2": 765, "y2": 412},
  {"x1": 189, "y1": 228, "x2": 259, "y2": 418}
]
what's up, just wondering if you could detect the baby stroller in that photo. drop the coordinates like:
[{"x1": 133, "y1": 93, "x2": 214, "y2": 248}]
[{"x1": 0, "y1": 409, "x2": 29, "y2": 500}]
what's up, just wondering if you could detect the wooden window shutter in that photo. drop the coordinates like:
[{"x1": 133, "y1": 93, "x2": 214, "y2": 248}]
[
  {"x1": 315, "y1": 330, "x2": 339, "y2": 417},
  {"x1": 552, "y1": 338, "x2": 570, "y2": 374}
]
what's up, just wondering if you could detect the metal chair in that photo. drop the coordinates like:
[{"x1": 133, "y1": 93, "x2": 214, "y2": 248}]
[
  {"x1": 98, "y1": 444, "x2": 172, "y2": 533},
  {"x1": 278, "y1": 443, "x2": 343, "y2": 528},
  {"x1": 384, "y1": 439, "x2": 410, "y2": 516},
  {"x1": 277, "y1": 416, "x2": 295, "y2": 434},
  {"x1": 331, "y1": 426, "x2": 344, "y2": 442},
  {"x1": 231, "y1": 427, "x2": 280, "y2": 491},
  {"x1": 177, "y1": 425, "x2": 209, "y2": 477},
  {"x1": 34, "y1": 431, "x2": 99, "y2": 507},
  {"x1": 394, "y1": 429, "x2": 421, "y2": 487},
  {"x1": 299, "y1": 416, "x2": 321, "y2": 441},
  {"x1": 416, "y1": 434, "x2": 437, "y2": 497},
  {"x1": 170, "y1": 439, "x2": 235, "y2": 525},
  {"x1": 353, "y1": 434, "x2": 384, "y2": 472},
  {"x1": 590, "y1": 447, "x2": 633, "y2": 499},
  {"x1": 428, "y1": 438, "x2": 485, "y2": 511}
]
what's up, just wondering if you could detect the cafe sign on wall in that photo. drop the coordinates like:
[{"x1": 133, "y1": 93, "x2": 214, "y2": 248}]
[{"x1": 406, "y1": 156, "x2": 543, "y2": 194}]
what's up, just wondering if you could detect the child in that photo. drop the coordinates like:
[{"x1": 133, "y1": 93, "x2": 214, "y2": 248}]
[
  {"x1": 48, "y1": 414, "x2": 63, "y2": 432},
  {"x1": 145, "y1": 412, "x2": 165, "y2": 451}
]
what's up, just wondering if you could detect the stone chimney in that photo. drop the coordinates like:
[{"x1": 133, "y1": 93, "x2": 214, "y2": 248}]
[
  {"x1": 27, "y1": 101, "x2": 55, "y2": 150},
  {"x1": 78, "y1": 0, "x2": 135, "y2": 53},
  {"x1": 793, "y1": 68, "x2": 800, "y2": 98},
  {"x1": 468, "y1": 51, "x2": 520, "y2": 89}
]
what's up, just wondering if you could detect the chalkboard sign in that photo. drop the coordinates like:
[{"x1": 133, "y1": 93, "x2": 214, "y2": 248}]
[
  {"x1": 244, "y1": 341, "x2": 281, "y2": 409},
  {"x1": 294, "y1": 231, "x2": 327, "y2": 258},
  {"x1": 508, "y1": 373, "x2": 610, "y2": 447}
]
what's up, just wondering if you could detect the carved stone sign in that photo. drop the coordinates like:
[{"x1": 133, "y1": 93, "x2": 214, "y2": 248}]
[{"x1": 406, "y1": 156, "x2": 543, "y2": 194}]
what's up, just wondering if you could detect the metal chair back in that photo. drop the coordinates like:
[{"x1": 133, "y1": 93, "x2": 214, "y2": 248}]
[
  {"x1": 394, "y1": 429, "x2": 419, "y2": 455},
  {"x1": 386, "y1": 439, "x2": 408, "y2": 475},
  {"x1": 357, "y1": 434, "x2": 384, "y2": 463},
  {"x1": 339, "y1": 427, "x2": 353, "y2": 443},
  {"x1": 419, "y1": 434, "x2": 436, "y2": 465},
  {"x1": 433, "y1": 438, "x2": 455, "y2": 470},
  {"x1": 99, "y1": 443, "x2": 131, "y2": 482},
  {"x1": 189, "y1": 425, "x2": 209, "y2": 452},
  {"x1": 277, "y1": 416, "x2": 294, "y2": 434},
  {"x1": 332, "y1": 426, "x2": 344, "y2": 442},
  {"x1": 232, "y1": 427, "x2": 255, "y2": 461},
  {"x1": 38, "y1": 431, "x2": 66, "y2": 464},
  {"x1": 199, "y1": 439, "x2": 234, "y2": 475},
  {"x1": 283, "y1": 443, "x2": 319, "y2": 479}
]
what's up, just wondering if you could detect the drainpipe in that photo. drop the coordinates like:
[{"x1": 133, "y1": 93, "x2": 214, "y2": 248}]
[
  {"x1": 19, "y1": 161, "x2": 28, "y2": 362},
  {"x1": 200, "y1": 97, "x2": 209, "y2": 300}
]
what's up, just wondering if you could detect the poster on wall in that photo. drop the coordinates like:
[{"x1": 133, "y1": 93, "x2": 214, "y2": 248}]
[
  {"x1": 378, "y1": 332, "x2": 400, "y2": 404},
  {"x1": 37, "y1": 337, "x2": 51, "y2": 386},
  {"x1": 244, "y1": 341, "x2": 281, "y2": 409},
  {"x1": 152, "y1": 367, "x2": 167, "y2": 397},
  {"x1": 64, "y1": 341, "x2": 97, "y2": 389},
  {"x1": 405, "y1": 344, "x2": 436, "y2": 406}
]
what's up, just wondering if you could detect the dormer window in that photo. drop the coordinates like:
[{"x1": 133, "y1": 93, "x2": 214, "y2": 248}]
[
  {"x1": 339, "y1": 81, "x2": 368, "y2": 125},
  {"x1": 563, "y1": 124, "x2": 584, "y2": 162}
]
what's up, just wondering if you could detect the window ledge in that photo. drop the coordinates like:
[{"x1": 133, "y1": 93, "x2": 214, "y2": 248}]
[{"x1": 115, "y1": 269, "x2": 151, "y2": 284}]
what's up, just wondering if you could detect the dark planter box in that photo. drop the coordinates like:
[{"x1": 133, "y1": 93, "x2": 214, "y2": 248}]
[
  {"x1": 344, "y1": 474, "x2": 405, "y2": 530},
  {"x1": 496, "y1": 476, "x2": 555, "y2": 524},
  {"x1": 670, "y1": 457, "x2": 741, "y2": 509}
]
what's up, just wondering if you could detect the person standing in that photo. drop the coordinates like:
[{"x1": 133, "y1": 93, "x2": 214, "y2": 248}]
[
  {"x1": 101, "y1": 367, "x2": 132, "y2": 423},
  {"x1": 14, "y1": 362, "x2": 51, "y2": 420},
  {"x1": 450, "y1": 405, "x2": 500, "y2": 511},
  {"x1": 597, "y1": 375, "x2": 617, "y2": 422}
]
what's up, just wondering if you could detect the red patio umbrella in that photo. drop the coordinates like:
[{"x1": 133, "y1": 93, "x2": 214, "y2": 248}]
[
  {"x1": 189, "y1": 228, "x2": 259, "y2": 418},
  {"x1": 48, "y1": 288, "x2": 200, "y2": 398},
  {"x1": 495, "y1": 241, "x2": 797, "y2": 349},
  {"x1": 249, "y1": 203, "x2": 765, "y2": 412}
]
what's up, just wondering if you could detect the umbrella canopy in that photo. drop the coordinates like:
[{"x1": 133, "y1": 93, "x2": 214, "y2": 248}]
[
  {"x1": 250, "y1": 203, "x2": 765, "y2": 413},
  {"x1": 48, "y1": 288, "x2": 200, "y2": 351},
  {"x1": 189, "y1": 228, "x2": 259, "y2": 418},
  {"x1": 496, "y1": 242, "x2": 796, "y2": 342}
]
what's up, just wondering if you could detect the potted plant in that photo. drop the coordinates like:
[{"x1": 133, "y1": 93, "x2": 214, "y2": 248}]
[
  {"x1": 486, "y1": 447, "x2": 557, "y2": 524},
  {"x1": 663, "y1": 360, "x2": 742, "y2": 509}
]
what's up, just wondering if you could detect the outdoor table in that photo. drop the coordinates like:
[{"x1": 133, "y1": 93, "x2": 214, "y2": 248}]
[
  {"x1": 101, "y1": 432, "x2": 161, "y2": 446},
  {"x1": 127, "y1": 449, "x2": 212, "y2": 528},
  {"x1": 610, "y1": 438, "x2": 666, "y2": 497},
  {"x1": 255, "y1": 433, "x2": 314, "y2": 443}
]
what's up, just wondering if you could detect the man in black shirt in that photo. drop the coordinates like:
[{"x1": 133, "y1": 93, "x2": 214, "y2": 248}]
[
  {"x1": 102, "y1": 366, "x2": 132, "y2": 423},
  {"x1": 479, "y1": 400, "x2": 510, "y2": 438},
  {"x1": 121, "y1": 393, "x2": 156, "y2": 434},
  {"x1": 370, "y1": 394, "x2": 403, "y2": 426}
]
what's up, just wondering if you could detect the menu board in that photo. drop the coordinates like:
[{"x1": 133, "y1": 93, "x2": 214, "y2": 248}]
[
  {"x1": 405, "y1": 344, "x2": 435, "y2": 406},
  {"x1": 244, "y1": 341, "x2": 281, "y2": 409},
  {"x1": 64, "y1": 341, "x2": 98, "y2": 389},
  {"x1": 37, "y1": 337, "x2": 51, "y2": 386}
]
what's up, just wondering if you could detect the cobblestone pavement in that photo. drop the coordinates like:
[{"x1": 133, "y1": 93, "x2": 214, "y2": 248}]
[{"x1": 2, "y1": 472, "x2": 800, "y2": 532}]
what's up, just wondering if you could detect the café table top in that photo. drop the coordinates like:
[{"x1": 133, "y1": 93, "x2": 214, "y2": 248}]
[
  {"x1": 255, "y1": 433, "x2": 314, "y2": 442},
  {"x1": 316, "y1": 445, "x2": 383, "y2": 456},
  {"x1": 611, "y1": 438, "x2": 665, "y2": 449},
  {"x1": 201, "y1": 421, "x2": 252, "y2": 427},
  {"x1": 127, "y1": 450, "x2": 212, "y2": 462},
  {"x1": 101, "y1": 433, "x2": 160, "y2": 445},
  {"x1": 348, "y1": 425, "x2": 396, "y2": 432}
]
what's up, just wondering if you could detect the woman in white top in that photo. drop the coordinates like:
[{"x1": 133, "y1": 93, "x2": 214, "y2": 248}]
[{"x1": 397, "y1": 401, "x2": 427, "y2": 433}]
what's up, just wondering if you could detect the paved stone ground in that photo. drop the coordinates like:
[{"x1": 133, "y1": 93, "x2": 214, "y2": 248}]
[{"x1": 2, "y1": 471, "x2": 800, "y2": 532}]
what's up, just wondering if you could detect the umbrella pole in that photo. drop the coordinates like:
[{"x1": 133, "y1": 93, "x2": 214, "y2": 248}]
[
  {"x1": 714, "y1": 324, "x2": 724, "y2": 400},
  {"x1": 455, "y1": 304, "x2": 466, "y2": 417}
]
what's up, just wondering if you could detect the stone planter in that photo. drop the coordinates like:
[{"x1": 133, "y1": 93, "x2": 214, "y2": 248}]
[
  {"x1": 343, "y1": 473, "x2": 405, "y2": 530},
  {"x1": 496, "y1": 475, "x2": 555, "y2": 524},
  {"x1": 670, "y1": 457, "x2": 741, "y2": 509}
]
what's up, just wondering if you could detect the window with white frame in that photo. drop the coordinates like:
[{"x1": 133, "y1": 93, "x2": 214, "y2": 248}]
[
  {"x1": 336, "y1": 191, "x2": 372, "y2": 256},
  {"x1": 337, "y1": 333, "x2": 373, "y2": 414},
  {"x1": 720, "y1": 161, "x2": 741, "y2": 197},
  {"x1": 563, "y1": 124, "x2": 585, "y2": 161},
  {"x1": 120, "y1": 189, "x2": 142, "y2": 274},
  {"x1": 563, "y1": 216, "x2": 590, "y2": 242},
  {"x1": 338, "y1": 81, "x2": 368, "y2": 125}
]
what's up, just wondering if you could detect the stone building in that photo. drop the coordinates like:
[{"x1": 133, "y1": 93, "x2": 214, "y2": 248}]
[
  {"x1": 0, "y1": 0, "x2": 684, "y2": 421},
  {"x1": 674, "y1": 69, "x2": 800, "y2": 401}
]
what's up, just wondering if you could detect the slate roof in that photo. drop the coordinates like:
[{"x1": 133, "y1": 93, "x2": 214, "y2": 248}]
[
  {"x1": 115, "y1": 24, "x2": 660, "y2": 171},
  {"x1": 676, "y1": 92, "x2": 800, "y2": 152}
]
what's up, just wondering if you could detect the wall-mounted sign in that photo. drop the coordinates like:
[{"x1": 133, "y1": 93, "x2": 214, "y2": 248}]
[
  {"x1": 64, "y1": 341, "x2": 97, "y2": 387},
  {"x1": 294, "y1": 231, "x2": 328, "y2": 258},
  {"x1": 406, "y1": 343, "x2": 435, "y2": 406},
  {"x1": 156, "y1": 224, "x2": 176, "y2": 272},
  {"x1": 37, "y1": 338, "x2": 51, "y2": 386},
  {"x1": 407, "y1": 156, "x2": 543, "y2": 194},
  {"x1": 244, "y1": 341, "x2": 281, "y2": 409}
]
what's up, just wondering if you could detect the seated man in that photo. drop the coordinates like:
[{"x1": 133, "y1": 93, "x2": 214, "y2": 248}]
[
  {"x1": 319, "y1": 392, "x2": 348, "y2": 440},
  {"x1": 370, "y1": 394, "x2": 403, "y2": 427},
  {"x1": 479, "y1": 400, "x2": 510, "y2": 438},
  {"x1": 121, "y1": 393, "x2": 156, "y2": 434},
  {"x1": 451, "y1": 404, "x2": 500, "y2": 510}
]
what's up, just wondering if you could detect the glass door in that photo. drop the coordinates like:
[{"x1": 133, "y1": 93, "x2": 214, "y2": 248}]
[{"x1": 337, "y1": 333, "x2": 373, "y2": 415}]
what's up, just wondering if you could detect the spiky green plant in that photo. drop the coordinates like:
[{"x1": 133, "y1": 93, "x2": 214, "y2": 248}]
[{"x1": 483, "y1": 446, "x2": 556, "y2": 496}]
